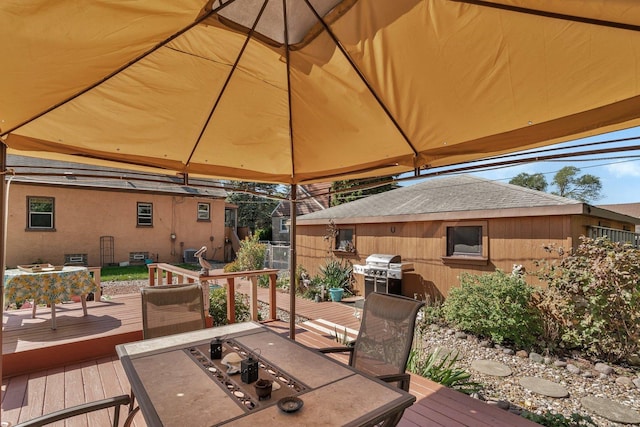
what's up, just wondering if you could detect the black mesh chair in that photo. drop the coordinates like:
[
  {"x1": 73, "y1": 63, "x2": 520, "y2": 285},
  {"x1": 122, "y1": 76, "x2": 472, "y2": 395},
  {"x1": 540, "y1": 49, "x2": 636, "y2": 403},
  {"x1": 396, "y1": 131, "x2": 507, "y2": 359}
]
[
  {"x1": 126, "y1": 283, "x2": 207, "y2": 423},
  {"x1": 319, "y1": 292, "x2": 424, "y2": 426},
  {"x1": 14, "y1": 394, "x2": 131, "y2": 427}
]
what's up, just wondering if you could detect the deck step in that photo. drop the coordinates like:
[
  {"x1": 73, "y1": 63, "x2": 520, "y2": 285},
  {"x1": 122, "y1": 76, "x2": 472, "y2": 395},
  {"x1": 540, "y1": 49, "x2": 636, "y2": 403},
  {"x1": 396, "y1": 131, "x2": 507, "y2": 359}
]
[{"x1": 300, "y1": 318, "x2": 358, "y2": 343}]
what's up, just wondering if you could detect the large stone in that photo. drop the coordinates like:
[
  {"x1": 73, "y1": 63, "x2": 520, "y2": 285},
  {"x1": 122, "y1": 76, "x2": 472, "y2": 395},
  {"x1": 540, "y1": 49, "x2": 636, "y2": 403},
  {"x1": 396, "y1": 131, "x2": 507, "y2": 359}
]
[
  {"x1": 566, "y1": 363, "x2": 581, "y2": 375},
  {"x1": 471, "y1": 360, "x2": 512, "y2": 377},
  {"x1": 581, "y1": 396, "x2": 640, "y2": 424},
  {"x1": 518, "y1": 377, "x2": 569, "y2": 398},
  {"x1": 594, "y1": 362, "x2": 614, "y2": 375},
  {"x1": 633, "y1": 377, "x2": 640, "y2": 390},
  {"x1": 616, "y1": 376, "x2": 634, "y2": 388},
  {"x1": 529, "y1": 352, "x2": 544, "y2": 364}
]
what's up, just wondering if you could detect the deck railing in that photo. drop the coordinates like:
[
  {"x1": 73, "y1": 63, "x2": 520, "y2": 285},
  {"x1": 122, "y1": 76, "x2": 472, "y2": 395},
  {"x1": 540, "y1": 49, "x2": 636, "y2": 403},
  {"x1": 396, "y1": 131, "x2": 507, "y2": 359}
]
[
  {"x1": 147, "y1": 263, "x2": 279, "y2": 325},
  {"x1": 587, "y1": 225, "x2": 640, "y2": 248}
]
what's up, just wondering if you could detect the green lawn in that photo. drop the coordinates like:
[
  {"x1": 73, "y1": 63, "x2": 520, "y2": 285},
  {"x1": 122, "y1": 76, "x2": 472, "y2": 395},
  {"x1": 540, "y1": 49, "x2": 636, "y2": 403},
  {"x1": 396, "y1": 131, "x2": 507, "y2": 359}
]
[{"x1": 100, "y1": 263, "x2": 200, "y2": 281}]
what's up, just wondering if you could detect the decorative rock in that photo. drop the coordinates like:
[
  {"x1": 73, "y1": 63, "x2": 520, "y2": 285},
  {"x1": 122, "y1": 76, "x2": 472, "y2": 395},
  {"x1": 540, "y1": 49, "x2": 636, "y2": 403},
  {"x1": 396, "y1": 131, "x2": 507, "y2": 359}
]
[
  {"x1": 519, "y1": 377, "x2": 569, "y2": 398},
  {"x1": 503, "y1": 348, "x2": 515, "y2": 355},
  {"x1": 566, "y1": 364, "x2": 581, "y2": 375},
  {"x1": 429, "y1": 324, "x2": 441, "y2": 331},
  {"x1": 516, "y1": 350, "x2": 528, "y2": 358},
  {"x1": 454, "y1": 331, "x2": 468, "y2": 339},
  {"x1": 486, "y1": 399, "x2": 510, "y2": 410},
  {"x1": 616, "y1": 376, "x2": 635, "y2": 388},
  {"x1": 494, "y1": 344, "x2": 504, "y2": 350},
  {"x1": 478, "y1": 340, "x2": 491, "y2": 348},
  {"x1": 543, "y1": 356, "x2": 552, "y2": 364},
  {"x1": 553, "y1": 360, "x2": 567, "y2": 368},
  {"x1": 580, "y1": 396, "x2": 640, "y2": 425},
  {"x1": 595, "y1": 362, "x2": 614, "y2": 375},
  {"x1": 445, "y1": 329, "x2": 456, "y2": 335},
  {"x1": 471, "y1": 360, "x2": 512, "y2": 377},
  {"x1": 581, "y1": 371, "x2": 593, "y2": 378},
  {"x1": 633, "y1": 377, "x2": 640, "y2": 390},
  {"x1": 529, "y1": 352, "x2": 544, "y2": 364},
  {"x1": 599, "y1": 373, "x2": 608, "y2": 380}
]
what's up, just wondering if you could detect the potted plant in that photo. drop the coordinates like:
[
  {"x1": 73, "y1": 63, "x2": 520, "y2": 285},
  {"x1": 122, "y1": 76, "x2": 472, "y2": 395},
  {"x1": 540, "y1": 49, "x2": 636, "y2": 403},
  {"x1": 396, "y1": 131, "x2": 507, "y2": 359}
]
[{"x1": 319, "y1": 258, "x2": 353, "y2": 302}]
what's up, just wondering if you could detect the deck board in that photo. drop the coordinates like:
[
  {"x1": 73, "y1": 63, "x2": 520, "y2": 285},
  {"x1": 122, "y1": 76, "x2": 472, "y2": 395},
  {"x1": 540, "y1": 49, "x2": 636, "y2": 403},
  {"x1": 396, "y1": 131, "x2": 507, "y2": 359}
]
[{"x1": 2, "y1": 283, "x2": 537, "y2": 427}]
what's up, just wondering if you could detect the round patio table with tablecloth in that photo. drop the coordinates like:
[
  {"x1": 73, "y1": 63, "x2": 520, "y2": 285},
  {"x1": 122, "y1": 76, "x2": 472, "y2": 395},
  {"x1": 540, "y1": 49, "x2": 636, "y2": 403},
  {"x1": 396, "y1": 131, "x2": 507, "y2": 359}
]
[{"x1": 4, "y1": 266, "x2": 98, "y2": 329}]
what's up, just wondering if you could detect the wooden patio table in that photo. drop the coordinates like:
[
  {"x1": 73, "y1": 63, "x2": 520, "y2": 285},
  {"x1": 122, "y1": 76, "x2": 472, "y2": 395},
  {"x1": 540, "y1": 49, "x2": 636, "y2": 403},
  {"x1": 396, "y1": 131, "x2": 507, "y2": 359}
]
[{"x1": 116, "y1": 322, "x2": 415, "y2": 426}]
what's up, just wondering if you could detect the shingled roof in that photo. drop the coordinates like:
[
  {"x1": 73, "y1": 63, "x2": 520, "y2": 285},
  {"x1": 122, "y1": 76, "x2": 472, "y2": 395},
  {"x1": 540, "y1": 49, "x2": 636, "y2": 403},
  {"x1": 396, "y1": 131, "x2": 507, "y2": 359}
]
[
  {"x1": 272, "y1": 182, "x2": 332, "y2": 217},
  {"x1": 5, "y1": 155, "x2": 227, "y2": 198},
  {"x1": 297, "y1": 175, "x2": 638, "y2": 224}
]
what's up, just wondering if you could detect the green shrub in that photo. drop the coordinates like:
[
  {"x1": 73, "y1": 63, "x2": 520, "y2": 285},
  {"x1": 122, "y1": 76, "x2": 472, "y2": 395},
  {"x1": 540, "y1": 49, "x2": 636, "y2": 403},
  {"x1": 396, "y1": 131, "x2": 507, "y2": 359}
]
[
  {"x1": 208, "y1": 287, "x2": 252, "y2": 326},
  {"x1": 535, "y1": 236, "x2": 640, "y2": 362},
  {"x1": 416, "y1": 295, "x2": 446, "y2": 336},
  {"x1": 443, "y1": 270, "x2": 542, "y2": 349},
  {"x1": 234, "y1": 234, "x2": 266, "y2": 271},
  {"x1": 407, "y1": 347, "x2": 481, "y2": 395}
]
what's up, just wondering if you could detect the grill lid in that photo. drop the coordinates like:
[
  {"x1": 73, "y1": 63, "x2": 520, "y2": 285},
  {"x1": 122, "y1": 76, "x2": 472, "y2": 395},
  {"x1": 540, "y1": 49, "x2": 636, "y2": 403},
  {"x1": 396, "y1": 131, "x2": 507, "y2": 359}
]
[{"x1": 365, "y1": 254, "x2": 401, "y2": 266}]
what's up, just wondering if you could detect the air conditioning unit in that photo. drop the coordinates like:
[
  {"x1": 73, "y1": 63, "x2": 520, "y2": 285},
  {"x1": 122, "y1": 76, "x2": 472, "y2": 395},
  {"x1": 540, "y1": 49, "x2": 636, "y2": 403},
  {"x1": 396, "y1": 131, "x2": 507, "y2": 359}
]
[{"x1": 184, "y1": 249, "x2": 198, "y2": 264}]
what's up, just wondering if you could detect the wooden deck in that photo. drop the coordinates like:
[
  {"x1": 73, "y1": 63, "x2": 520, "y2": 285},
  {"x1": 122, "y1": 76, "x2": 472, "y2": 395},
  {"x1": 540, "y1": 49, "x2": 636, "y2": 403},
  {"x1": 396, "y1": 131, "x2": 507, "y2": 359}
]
[{"x1": 2, "y1": 284, "x2": 537, "y2": 426}]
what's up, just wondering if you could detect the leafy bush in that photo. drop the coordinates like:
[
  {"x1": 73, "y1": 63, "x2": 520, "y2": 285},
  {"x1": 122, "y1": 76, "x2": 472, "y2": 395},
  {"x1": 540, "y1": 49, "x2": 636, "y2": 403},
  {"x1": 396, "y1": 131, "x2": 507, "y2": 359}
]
[
  {"x1": 209, "y1": 287, "x2": 252, "y2": 326},
  {"x1": 234, "y1": 233, "x2": 267, "y2": 271},
  {"x1": 407, "y1": 348, "x2": 481, "y2": 394},
  {"x1": 535, "y1": 236, "x2": 640, "y2": 362},
  {"x1": 416, "y1": 295, "x2": 446, "y2": 335},
  {"x1": 443, "y1": 270, "x2": 542, "y2": 349},
  {"x1": 318, "y1": 258, "x2": 353, "y2": 291},
  {"x1": 521, "y1": 410, "x2": 597, "y2": 427}
]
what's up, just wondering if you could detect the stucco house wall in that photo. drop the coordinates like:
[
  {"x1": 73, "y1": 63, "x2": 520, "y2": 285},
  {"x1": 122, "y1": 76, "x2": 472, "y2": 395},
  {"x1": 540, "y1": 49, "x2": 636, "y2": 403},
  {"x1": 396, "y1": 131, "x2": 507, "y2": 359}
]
[{"x1": 4, "y1": 155, "x2": 230, "y2": 267}]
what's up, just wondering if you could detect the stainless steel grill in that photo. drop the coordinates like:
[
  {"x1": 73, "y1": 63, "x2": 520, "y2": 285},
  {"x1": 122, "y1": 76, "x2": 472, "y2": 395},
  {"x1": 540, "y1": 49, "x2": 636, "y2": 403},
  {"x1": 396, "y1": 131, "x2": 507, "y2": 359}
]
[{"x1": 353, "y1": 254, "x2": 414, "y2": 297}]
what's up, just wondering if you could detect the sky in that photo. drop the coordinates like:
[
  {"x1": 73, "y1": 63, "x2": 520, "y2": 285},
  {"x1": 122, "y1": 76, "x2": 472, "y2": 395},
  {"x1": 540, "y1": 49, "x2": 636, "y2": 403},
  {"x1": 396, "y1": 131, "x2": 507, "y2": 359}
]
[{"x1": 401, "y1": 126, "x2": 640, "y2": 206}]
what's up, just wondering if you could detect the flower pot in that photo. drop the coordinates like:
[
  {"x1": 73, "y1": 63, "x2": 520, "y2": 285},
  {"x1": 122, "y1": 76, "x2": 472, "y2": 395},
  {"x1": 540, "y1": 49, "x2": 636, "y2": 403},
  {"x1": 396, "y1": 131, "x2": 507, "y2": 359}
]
[{"x1": 329, "y1": 288, "x2": 344, "y2": 302}]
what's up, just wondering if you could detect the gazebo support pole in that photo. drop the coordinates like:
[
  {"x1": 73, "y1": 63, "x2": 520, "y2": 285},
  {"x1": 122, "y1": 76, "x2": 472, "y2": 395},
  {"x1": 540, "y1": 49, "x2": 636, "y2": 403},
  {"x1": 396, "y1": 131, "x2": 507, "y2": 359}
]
[
  {"x1": 0, "y1": 143, "x2": 7, "y2": 395},
  {"x1": 289, "y1": 184, "x2": 297, "y2": 339}
]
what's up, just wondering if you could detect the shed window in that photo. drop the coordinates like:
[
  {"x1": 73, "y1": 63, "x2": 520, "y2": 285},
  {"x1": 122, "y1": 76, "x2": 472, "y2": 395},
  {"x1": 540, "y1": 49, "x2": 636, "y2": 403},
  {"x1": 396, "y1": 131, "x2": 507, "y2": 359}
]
[
  {"x1": 442, "y1": 221, "x2": 488, "y2": 265},
  {"x1": 280, "y1": 218, "x2": 289, "y2": 232},
  {"x1": 197, "y1": 203, "x2": 210, "y2": 221},
  {"x1": 447, "y1": 226, "x2": 482, "y2": 256},
  {"x1": 335, "y1": 228, "x2": 355, "y2": 252},
  {"x1": 137, "y1": 202, "x2": 153, "y2": 226},
  {"x1": 28, "y1": 197, "x2": 54, "y2": 230}
]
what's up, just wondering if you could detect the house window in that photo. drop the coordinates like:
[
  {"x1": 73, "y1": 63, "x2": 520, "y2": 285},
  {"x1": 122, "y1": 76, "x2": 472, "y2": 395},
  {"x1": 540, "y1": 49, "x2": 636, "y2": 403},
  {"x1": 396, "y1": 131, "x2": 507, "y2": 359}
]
[
  {"x1": 28, "y1": 197, "x2": 54, "y2": 230},
  {"x1": 197, "y1": 203, "x2": 210, "y2": 221},
  {"x1": 280, "y1": 218, "x2": 289, "y2": 232},
  {"x1": 335, "y1": 228, "x2": 355, "y2": 252},
  {"x1": 137, "y1": 202, "x2": 153, "y2": 226},
  {"x1": 442, "y1": 221, "x2": 488, "y2": 265}
]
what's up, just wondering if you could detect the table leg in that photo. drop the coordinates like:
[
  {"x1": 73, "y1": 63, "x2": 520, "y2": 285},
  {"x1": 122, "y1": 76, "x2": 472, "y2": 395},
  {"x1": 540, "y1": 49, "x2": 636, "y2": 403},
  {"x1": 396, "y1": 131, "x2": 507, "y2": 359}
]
[
  {"x1": 81, "y1": 295, "x2": 88, "y2": 316},
  {"x1": 51, "y1": 303, "x2": 57, "y2": 330},
  {"x1": 249, "y1": 276, "x2": 258, "y2": 321}
]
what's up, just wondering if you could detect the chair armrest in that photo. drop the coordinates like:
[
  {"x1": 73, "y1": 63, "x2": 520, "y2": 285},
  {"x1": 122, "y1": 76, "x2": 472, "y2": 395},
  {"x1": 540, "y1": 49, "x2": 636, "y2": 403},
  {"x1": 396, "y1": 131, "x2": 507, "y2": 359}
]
[
  {"x1": 15, "y1": 394, "x2": 131, "y2": 427},
  {"x1": 376, "y1": 372, "x2": 411, "y2": 392},
  {"x1": 318, "y1": 346, "x2": 355, "y2": 365}
]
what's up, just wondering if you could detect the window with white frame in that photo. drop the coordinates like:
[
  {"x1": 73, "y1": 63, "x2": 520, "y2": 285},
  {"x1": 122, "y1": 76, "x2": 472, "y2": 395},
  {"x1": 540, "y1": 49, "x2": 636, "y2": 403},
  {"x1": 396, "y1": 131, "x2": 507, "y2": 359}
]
[
  {"x1": 28, "y1": 197, "x2": 54, "y2": 230},
  {"x1": 280, "y1": 217, "x2": 289, "y2": 232},
  {"x1": 137, "y1": 202, "x2": 153, "y2": 226},
  {"x1": 197, "y1": 202, "x2": 210, "y2": 221}
]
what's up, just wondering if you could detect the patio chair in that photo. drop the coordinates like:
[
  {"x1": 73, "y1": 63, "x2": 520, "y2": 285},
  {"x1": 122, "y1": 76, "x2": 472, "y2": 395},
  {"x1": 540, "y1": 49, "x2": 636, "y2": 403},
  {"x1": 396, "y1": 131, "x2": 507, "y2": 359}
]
[
  {"x1": 318, "y1": 292, "x2": 424, "y2": 426},
  {"x1": 14, "y1": 394, "x2": 131, "y2": 427},
  {"x1": 141, "y1": 283, "x2": 206, "y2": 339},
  {"x1": 126, "y1": 283, "x2": 207, "y2": 422}
]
